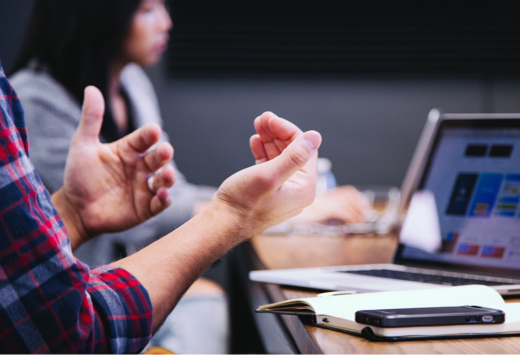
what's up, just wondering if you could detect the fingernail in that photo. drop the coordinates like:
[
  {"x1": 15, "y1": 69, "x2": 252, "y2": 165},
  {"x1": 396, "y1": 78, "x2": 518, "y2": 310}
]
[{"x1": 303, "y1": 131, "x2": 321, "y2": 150}]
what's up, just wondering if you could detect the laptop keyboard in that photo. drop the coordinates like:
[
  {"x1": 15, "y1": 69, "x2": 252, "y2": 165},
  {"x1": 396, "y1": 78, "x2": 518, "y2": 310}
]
[{"x1": 341, "y1": 269, "x2": 519, "y2": 286}]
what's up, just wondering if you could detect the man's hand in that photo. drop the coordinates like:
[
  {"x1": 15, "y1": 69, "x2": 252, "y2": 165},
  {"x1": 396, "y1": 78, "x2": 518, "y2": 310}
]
[
  {"x1": 291, "y1": 185, "x2": 369, "y2": 224},
  {"x1": 251, "y1": 113, "x2": 368, "y2": 225},
  {"x1": 53, "y1": 86, "x2": 176, "y2": 249},
  {"x1": 250, "y1": 111, "x2": 304, "y2": 164},
  {"x1": 212, "y1": 112, "x2": 322, "y2": 235}
]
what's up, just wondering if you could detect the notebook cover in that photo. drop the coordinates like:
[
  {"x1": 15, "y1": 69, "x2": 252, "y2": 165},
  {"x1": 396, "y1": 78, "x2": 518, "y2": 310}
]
[
  {"x1": 257, "y1": 311, "x2": 520, "y2": 342},
  {"x1": 312, "y1": 322, "x2": 520, "y2": 342}
]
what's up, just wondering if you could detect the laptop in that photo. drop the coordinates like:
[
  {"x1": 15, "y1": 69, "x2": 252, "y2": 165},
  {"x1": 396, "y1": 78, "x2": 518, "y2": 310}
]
[{"x1": 250, "y1": 111, "x2": 520, "y2": 296}]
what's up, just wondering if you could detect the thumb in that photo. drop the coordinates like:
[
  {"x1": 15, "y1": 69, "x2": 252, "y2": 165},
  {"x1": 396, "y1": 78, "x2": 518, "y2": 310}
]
[
  {"x1": 261, "y1": 130, "x2": 322, "y2": 187},
  {"x1": 74, "y1": 86, "x2": 105, "y2": 144}
]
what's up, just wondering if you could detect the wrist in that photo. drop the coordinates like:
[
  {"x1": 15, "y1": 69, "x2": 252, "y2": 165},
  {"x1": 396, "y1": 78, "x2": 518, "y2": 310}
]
[
  {"x1": 204, "y1": 199, "x2": 262, "y2": 244},
  {"x1": 51, "y1": 188, "x2": 91, "y2": 250}
]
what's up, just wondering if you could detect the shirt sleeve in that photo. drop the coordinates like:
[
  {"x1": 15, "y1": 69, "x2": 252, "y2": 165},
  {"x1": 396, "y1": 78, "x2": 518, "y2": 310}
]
[{"x1": 0, "y1": 68, "x2": 153, "y2": 353}]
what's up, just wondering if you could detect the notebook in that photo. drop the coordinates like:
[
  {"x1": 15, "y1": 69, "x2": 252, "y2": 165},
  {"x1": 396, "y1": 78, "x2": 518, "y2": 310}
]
[{"x1": 256, "y1": 285, "x2": 520, "y2": 341}]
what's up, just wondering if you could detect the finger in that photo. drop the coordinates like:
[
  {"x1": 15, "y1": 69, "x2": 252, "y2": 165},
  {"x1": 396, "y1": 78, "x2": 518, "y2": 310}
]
[
  {"x1": 261, "y1": 130, "x2": 322, "y2": 188},
  {"x1": 254, "y1": 115, "x2": 282, "y2": 160},
  {"x1": 254, "y1": 113, "x2": 274, "y2": 143},
  {"x1": 264, "y1": 141, "x2": 283, "y2": 160},
  {"x1": 270, "y1": 138, "x2": 291, "y2": 160},
  {"x1": 144, "y1": 142, "x2": 174, "y2": 172},
  {"x1": 74, "y1": 86, "x2": 105, "y2": 144},
  {"x1": 151, "y1": 165, "x2": 176, "y2": 191},
  {"x1": 121, "y1": 124, "x2": 162, "y2": 154},
  {"x1": 267, "y1": 114, "x2": 302, "y2": 153},
  {"x1": 255, "y1": 113, "x2": 303, "y2": 160},
  {"x1": 150, "y1": 187, "x2": 172, "y2": 216},
  {"x1": 256, "y1": 112, "x2": 302, "y2": 142},
  {"x1": 334, "y1": 186, "x2": 371, "y2": 215},
  {"x1": 348, "y1": 196, "x2": 371, "y2": 218},
  {"x1": 250, "y1": 135, "x2": 268, "y2": 164},
  {"x1": 335, "y1": 204, "x2": 366, "y2": 223},
  {"x1": 267, "y1": 116, "x2": 303, "y2": 142}
]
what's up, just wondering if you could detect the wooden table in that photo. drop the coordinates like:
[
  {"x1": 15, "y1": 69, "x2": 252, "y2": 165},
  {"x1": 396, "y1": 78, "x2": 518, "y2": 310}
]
[{"x1": 244, "y1": 233, "x2": 520, "y2": 354}]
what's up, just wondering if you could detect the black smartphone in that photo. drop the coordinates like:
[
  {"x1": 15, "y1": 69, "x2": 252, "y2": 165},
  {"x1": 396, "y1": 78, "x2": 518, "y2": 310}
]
[{"x1": 355, "y1": 305, "x2": 505, "y2": 328}]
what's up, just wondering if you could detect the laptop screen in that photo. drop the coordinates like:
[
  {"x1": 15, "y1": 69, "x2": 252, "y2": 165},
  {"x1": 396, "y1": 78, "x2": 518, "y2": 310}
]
[{"x1": 396, "y1": 118, "x2": 520, "y2": 277}]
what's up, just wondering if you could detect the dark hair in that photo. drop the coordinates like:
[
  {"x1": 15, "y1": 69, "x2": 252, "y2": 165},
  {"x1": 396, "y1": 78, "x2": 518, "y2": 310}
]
[{"x1": 11, "y1": 0, "x2": 142, "y2": 141}]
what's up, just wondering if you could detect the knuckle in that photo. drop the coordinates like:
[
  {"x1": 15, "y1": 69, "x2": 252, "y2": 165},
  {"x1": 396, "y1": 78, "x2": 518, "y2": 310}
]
[
  {"x1": 289, "y1": 147, "x2": 309, "y2": 167},
  {"x1": 152, "y1": 150, "x2": 161, "y2": 165},
  {"x1": 140, "y1": 130, "x2": 151, "y2": 146},
  {"x1": 153, "y1": 174, "x2": 162, "y2": 187}
]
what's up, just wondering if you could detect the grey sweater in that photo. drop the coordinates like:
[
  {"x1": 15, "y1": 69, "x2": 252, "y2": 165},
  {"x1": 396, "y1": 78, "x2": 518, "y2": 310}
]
[{"x1": 10, "y1": 64, "x2": 216, "y2": 266}]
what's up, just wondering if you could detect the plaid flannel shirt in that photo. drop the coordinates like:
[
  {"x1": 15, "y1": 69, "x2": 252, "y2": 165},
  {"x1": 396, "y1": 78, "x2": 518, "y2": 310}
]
[{"x1": 0, "y1": 63, "x2": 153, "y2": 353}]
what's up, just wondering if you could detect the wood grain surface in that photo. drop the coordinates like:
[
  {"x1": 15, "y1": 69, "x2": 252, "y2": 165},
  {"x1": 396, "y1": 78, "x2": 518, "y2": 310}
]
[
  {"x1": 250, "y1": 233, "x2": 520, "y2": 354},
  {"x1": 251, "y1": 233, "x2": 398, "y2": 270}
]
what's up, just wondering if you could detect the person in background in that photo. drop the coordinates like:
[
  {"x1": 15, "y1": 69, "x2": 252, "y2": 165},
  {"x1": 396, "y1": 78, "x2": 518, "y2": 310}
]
[
  {"x1": 0, "y1": 65, "x2": 322, "y2": 352},
  {"x1": 9, "y1": 0, "x2": 367, "y2": 351}
]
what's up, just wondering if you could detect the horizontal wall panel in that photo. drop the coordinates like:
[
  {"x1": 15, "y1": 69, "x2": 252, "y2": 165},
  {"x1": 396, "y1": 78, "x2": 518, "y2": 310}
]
[{"x1": 167, "y1": 0, "x2": 520, "y2": 76}]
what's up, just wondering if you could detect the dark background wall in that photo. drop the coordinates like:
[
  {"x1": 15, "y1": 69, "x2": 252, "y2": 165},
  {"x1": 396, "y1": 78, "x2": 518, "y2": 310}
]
[
  {"x1": 0, "y1": 0, "x2": 34, "y2": 72},
  {"x1": 2, "y1": 1, "x2": 520, "y2": 190}
]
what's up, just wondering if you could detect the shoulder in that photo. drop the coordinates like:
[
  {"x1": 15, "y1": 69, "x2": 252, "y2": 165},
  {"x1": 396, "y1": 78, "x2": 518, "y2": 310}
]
[
  {"x1": 120, "y1": 63, "x2": 163, "y2": 127},
  {"x1": 10, "y1": 68, "x2": 81, "y2": 140},
  {"x1": 10, "y1": 67, "x2": 79, "y2": 106},
  {"x1": 120, "y1": 64, "x2": 158, "y2": 105},
  {"x1": 9, "y1": 68, "x2": 81, "y2": 125},
  {"x1": 10, "y1": 68, "x2": 81, "y2": 116},
  {"x1": 121, "y1": 64, "x2": 154, "y2": 90}
]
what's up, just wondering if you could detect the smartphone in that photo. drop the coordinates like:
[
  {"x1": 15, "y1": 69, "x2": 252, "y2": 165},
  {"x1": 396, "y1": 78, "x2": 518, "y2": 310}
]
[{"x1": 355, "y1": 305, "x2": 505, "y2": 328}]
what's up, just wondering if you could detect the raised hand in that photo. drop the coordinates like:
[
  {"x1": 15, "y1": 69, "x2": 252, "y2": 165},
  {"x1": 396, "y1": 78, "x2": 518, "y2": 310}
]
[
  {"x1": 292, "y1": 185, "x2": 369, "y2": 224},
  {"x1": 58, "y1": 86, "x2": 176, "y2": 245},
  {"x1": 251, "y1": 112, "x2": 368, "y2": 225},
  {"x1": 212, "y1": 112, "x2": 322, "y2": 234},
  {"x1": 249, "y1": 111, "x2": 304, "y2": 164}
]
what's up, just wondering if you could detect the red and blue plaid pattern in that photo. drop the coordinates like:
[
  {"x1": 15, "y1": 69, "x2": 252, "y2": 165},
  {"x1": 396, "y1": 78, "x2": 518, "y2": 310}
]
[{"x1": 0, "y1": 63, "x2": 152, "y2": 353}]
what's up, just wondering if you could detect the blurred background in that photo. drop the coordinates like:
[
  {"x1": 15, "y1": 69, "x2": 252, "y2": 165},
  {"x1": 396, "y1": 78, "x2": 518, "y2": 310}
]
[{"x1": 2, "y1": 0, "x2": 520, "y2": 190}]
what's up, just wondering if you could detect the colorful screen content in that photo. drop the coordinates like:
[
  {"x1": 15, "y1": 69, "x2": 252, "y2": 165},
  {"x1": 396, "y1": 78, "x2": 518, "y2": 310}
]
[{"x1": 401, "y1": 126, "x2": 520, "y2": 271}]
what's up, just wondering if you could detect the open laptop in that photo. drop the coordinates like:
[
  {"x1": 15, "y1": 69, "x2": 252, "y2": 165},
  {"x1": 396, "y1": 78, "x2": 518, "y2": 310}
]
[{"x1": 250, "y1": 111, "x2": 520, "y2": 296}]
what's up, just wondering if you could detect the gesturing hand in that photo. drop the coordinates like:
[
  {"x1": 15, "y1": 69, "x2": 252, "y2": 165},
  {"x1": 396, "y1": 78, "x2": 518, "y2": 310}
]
[
  {"x1": 57, "y1": 86, "x2": 176, "y2": 246},
  {"x1": 212, "y1": 112, "x2": 322, "y2": 236},
  {"x1": 291, "y1": 185, "x2": 370, "y2": 224}
]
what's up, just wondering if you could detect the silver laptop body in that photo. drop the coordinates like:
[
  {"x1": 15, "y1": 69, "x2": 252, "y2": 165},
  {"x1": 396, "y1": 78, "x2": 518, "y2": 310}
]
[{"x1": 250, "y1": 112, "x2": 520, "y2": 296}]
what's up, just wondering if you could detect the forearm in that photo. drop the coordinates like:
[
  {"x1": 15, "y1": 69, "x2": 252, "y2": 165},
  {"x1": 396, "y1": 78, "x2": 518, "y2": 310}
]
[
  {"x1": 113, "y1": 200, "x2": 253, "y2": 332},
  {"x1": 51, "y1": 188, "x2": 89, "y2": 251}
]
